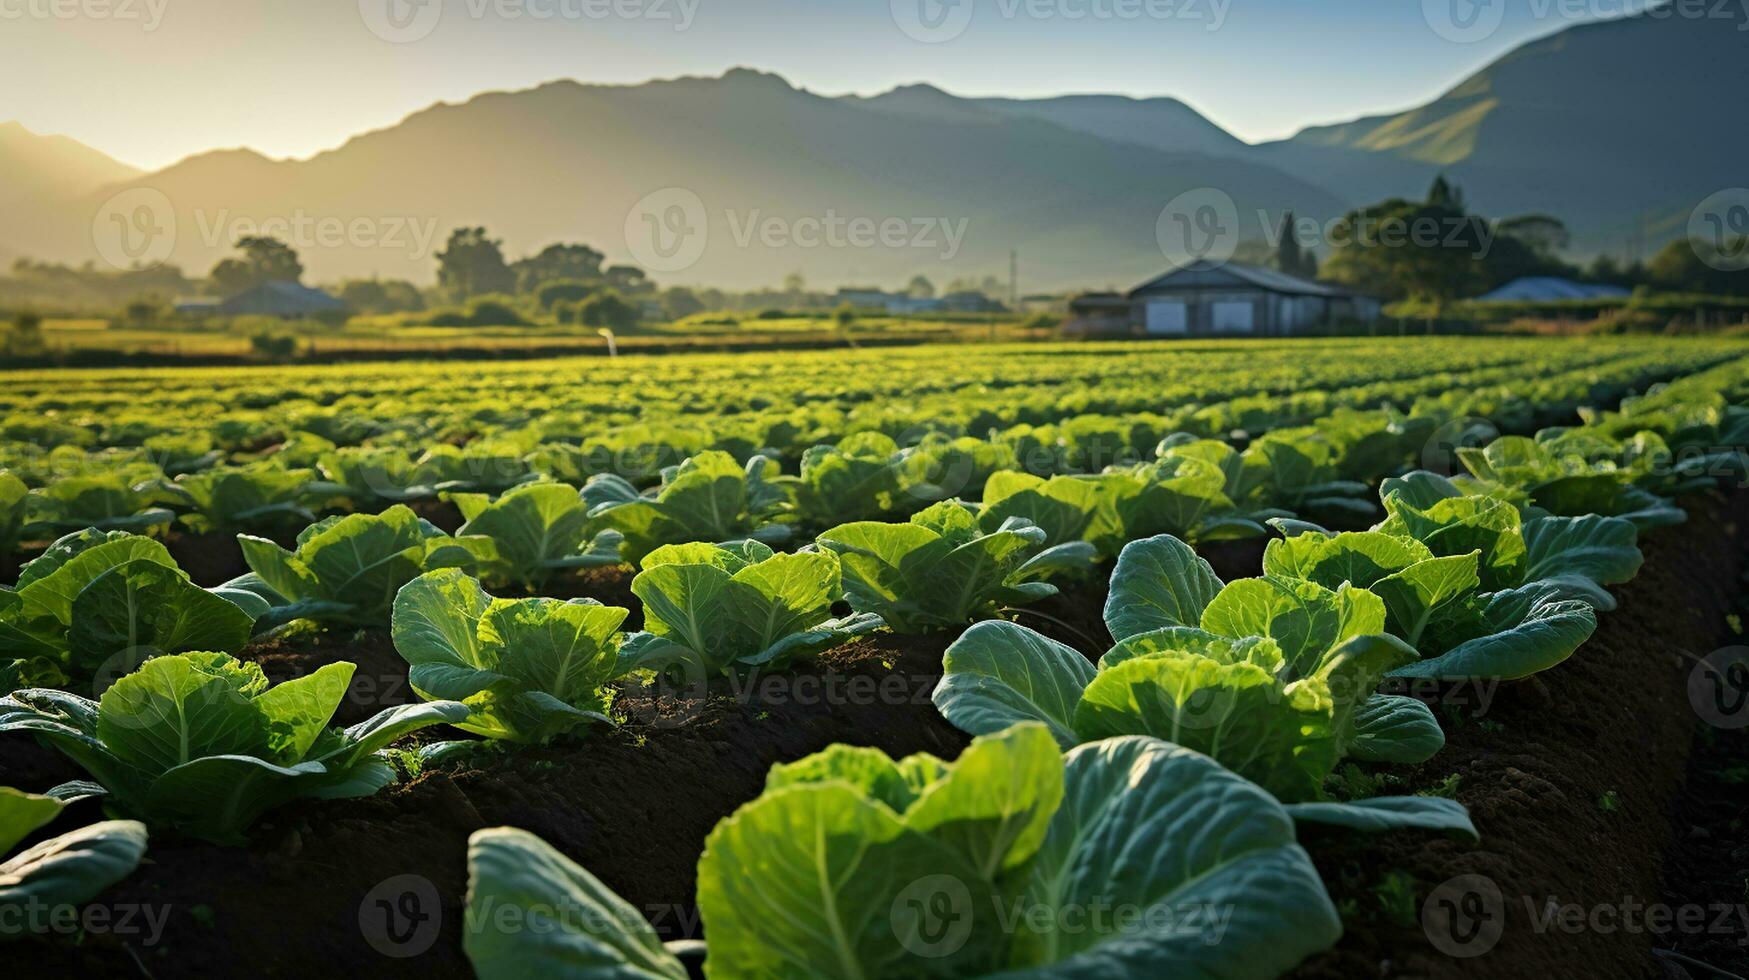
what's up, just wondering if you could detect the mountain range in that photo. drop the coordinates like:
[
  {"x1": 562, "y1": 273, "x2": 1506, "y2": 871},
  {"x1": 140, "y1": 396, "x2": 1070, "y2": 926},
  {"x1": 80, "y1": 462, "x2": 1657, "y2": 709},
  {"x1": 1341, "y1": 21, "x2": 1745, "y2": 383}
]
[{"x1": 3, "y1": 7, "x2": 1742, "y2": 292}]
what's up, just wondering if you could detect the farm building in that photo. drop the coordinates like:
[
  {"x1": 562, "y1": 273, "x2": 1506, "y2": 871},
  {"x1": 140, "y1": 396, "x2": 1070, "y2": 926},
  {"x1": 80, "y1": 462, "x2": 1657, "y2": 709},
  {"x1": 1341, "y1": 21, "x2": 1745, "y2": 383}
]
[
  {"x1": 1121, "y1": 261, "x2": 1381, "y2": 336},
  {"x1": 1065, "y1": 261, "x2": 1380, "y2": 337},
  {"x1": 1475, "y1": 277, "x2": 1631, "y2": 302},
  {"x1": 216, "y1": 281, "x2": 346, "y2": 319}
]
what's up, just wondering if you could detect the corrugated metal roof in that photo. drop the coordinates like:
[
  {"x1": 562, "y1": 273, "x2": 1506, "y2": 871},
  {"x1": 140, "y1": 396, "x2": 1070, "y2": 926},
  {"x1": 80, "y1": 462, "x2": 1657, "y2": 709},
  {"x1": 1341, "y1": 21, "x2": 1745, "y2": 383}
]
[
  {"x1": 1475, "y1": 277, "x2": 1632, "y2": 302},
  {"x1": 1128, "y1": 260, "x2": 1359, "y2": 299}
]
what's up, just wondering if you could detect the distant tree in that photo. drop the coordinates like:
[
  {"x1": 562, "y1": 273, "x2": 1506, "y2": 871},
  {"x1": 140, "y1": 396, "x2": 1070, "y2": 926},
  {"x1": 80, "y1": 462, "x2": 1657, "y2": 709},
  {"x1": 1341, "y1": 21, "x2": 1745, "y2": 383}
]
[
  {"x1": 337, "y1": 279, "x2": 424, "y2": 315},
  {"x1": 1587, "y1": 253, "x2": 1624, "y2": 283},
  {"x1": 5, "y1": 311, "x2": 45, "y2": 356},
  {"x1": 534, "y1": 279, "x2": 597, "y2": 311},
  {"x1": 603, "y1": 265, "x2": 651, "y2": 296},
  {"x1": 1495, "y1": 215, "x2": 1571, "y2": 259},
  {"x1": 436, "y1": 227, "x2": 515, "y2": 300},
  {"x1": 661, "y1": 286, "x2": 706, "y2": 320},
  {"x1": 1275, "y1": 212, "x2": 1310, "y2": 278},
  {"x1": 122, "y1": 300, "x2": 159, "y2": 327},
  {"x1": 1427, "y1": 175, "x2": 1465, "y2": 211},
  {"x1": 577, "y1": 289, "x2": 639, "y2": 331},
  {"x1": 1321, "y1": 196, "x2": 1488, "y2": 310},
  {"x1": 1648, "y1": 238, "x2": 1749, "y2": 295},
  {"x1": 513, "y1": 243, "x2": 606, "y2": 293},
  {"x1": 834, "y1": 303, "x2": 857, "y2": 329},
  {"x1": 210, "y1": 236, "x2": 303, "y2": 297},
  {"x1": 906, "y1": 275, "x2": 936, "y2": 299}
]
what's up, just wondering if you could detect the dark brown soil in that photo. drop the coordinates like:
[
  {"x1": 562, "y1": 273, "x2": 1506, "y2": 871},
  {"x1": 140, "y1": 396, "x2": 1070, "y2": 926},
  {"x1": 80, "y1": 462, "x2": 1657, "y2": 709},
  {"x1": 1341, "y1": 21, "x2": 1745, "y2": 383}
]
[
  {"x1": 5, "y1": 508, "x2": 1732, "y2": 979},
  {"x1": 246, "y1": 626, "x2": 421, "y2": 726},
  {"x1": 408, "y1": 498, "x2": 465, "y2": 534},
  {"x1": 1289, "y1": 490, "x2": 1749, "y2": 980},
  {"x1": 163, "y1": 530, "x2": 250, "y2": 587},
  {"x1": 6, "y1": 631, "x2": 965, "y2": 978},
  {"x1": 513, "y1": 564, "x2": 644, "y2": 631}
]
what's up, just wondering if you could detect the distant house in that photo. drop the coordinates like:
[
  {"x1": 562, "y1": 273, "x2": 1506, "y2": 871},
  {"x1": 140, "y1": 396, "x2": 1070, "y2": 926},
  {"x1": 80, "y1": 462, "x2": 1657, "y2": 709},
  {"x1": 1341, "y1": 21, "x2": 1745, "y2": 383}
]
[
  {"x1": 940, "y1": 291, "x2": 1005, "y2": 313},
  {"x1": 173, "y1": 297, "x2": 223, "y2": 317},
  {"x1": 1068, "y1": 261, "x2": 1380, "y2": 337},
  {"x1": 833, "y1": 288, "x2": 894, "y2": 309},
  {"x1": 217, "y1": 281, "x2": 346, "y2": 319},
  {"x1": 1475, "y1": 277, "x2": 1630, "y2": 303}
]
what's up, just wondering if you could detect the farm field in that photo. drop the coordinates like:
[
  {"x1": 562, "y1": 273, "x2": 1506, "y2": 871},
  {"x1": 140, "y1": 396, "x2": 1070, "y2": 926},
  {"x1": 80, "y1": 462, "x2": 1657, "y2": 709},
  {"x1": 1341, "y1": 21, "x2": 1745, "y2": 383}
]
[
  {"x1": 19, "y1": 315, "x2": 1041, "y2": 366},
  {"x1": 5, "y1": 334, "x2": 1749, "y2": 978}
]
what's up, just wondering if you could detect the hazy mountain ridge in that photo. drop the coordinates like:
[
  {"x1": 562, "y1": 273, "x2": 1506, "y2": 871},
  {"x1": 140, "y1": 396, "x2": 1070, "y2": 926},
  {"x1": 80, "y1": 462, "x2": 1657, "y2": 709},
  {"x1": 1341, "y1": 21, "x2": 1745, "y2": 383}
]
[
  {"x1": 0, "y1": 69, "x2": 1340, "y2": 290},
  {"x1": 0, "y1": 122, "x2": 142, "y2": 210},
  {"x1": 2, "y1": 9, "x2": 1742, "y2": 287}
]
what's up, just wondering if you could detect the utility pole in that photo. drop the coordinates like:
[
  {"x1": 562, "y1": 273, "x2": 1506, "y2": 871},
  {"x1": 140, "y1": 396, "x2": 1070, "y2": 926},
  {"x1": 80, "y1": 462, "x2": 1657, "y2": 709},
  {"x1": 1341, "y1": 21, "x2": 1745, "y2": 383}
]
[{"x1": 1009, "y1": 250, "x2": 1019, "y2": 307}]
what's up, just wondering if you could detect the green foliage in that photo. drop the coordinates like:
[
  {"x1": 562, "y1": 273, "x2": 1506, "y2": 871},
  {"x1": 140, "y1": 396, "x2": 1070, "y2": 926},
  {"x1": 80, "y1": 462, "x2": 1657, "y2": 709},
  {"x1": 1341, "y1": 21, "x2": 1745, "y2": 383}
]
[
  {"x1": 619, "y1": 540, "x2": 883, "y2": 676},
  {"x1": 392, "y1": 570, "x2": 626, "y2": 743},
  {"x1": 232, "y1": 504, "x2": 493, "y2": 627},
  {"x1": 816, "y1": 501, "x2": 1067, "y2": 632},
  {"x1": 465, "y1": 724, "x2": 1343, "y2": 978},
  {"x1": 0, "y1": 529, "x2": 261, "y2": 691},
  {"x1": 0, "y1": 787, "x2": 146, "y2": 935},
  {"x1": 166, "y1": 464, "x2": 317, "y2": 535},
  {"x1": 447, "y1": 483, "x2": 622, "y2": 588},
  {"x1": 582, "y1": 451, "x2": 791, "y2": 564},
  {"x1": 0, "y1": 652, "x2": 469, "y2": 844}
]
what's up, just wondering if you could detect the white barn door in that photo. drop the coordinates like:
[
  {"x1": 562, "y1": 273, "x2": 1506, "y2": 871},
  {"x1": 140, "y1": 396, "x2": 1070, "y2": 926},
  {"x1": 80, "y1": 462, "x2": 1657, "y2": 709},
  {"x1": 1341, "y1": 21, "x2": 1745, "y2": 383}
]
[{"x1": 1145, "y1": 301, "x2": 1188, "y2": 335}]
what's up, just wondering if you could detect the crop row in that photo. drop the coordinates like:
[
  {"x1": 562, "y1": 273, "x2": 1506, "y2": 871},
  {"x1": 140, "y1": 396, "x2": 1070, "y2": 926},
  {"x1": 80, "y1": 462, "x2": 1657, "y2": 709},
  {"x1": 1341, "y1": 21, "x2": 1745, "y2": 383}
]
[{"x1": 3, "y1": 341, "x2": 1748, "y2": 976}]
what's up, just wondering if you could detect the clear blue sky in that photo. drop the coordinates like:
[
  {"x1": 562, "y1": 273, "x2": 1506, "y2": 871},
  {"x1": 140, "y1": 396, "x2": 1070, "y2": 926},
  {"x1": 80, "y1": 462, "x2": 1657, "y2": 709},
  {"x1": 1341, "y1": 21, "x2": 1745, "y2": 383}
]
[{"x1": 2, "y1": 0, "x2": 1649, "y2": 171}]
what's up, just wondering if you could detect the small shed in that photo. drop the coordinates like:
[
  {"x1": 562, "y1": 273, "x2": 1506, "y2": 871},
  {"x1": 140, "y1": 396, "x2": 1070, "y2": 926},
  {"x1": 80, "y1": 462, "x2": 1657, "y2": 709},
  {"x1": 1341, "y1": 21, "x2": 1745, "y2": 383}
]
[
  {"x1": 1125, "y1": 260, "x2": 1379, "y2": 336},
  {"x1": 1475, "y1": 278, "x2": 1630, "y2": 303},
  {"x1": 218, "y1": 281, "x2": 346, "y2": 319}
]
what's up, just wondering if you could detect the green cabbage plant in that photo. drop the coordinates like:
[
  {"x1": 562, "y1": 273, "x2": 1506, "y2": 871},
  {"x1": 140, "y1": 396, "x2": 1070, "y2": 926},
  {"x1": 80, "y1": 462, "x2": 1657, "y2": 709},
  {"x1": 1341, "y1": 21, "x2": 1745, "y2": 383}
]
[
  {"x1": 229, "y1": 505, "x2": 492, "y2": 627},
  {"x1": 464, "y1": 724, "x2": 1343, "y2": 979},
  {"x1": 445, "y1": 483, "x2": 623, "y2": 589},
  {"x1": 618, "y1": 540, "x2": 884, "y2": 677},
  {"x1": 0, "y1": 787, "x2": 147, "y2": 938},
  {"x1": 817, "y1": 501, "x2": 1089, "y2": 633},
  {"x1": 0, "y1": 530, "x2": 263, "y2": 691},
  {"x1": 935, "y1": 536, "x2": 1477, "y2": 836},
  {"x1": 0, "y1": 652, "x2": 468, "y2": 845},
  {"x1": 582, "y1": 451, "x2": 791, "y2": 565},
  {"x1": 392, "y1": 569, "x2": 628, "y2": 743}
]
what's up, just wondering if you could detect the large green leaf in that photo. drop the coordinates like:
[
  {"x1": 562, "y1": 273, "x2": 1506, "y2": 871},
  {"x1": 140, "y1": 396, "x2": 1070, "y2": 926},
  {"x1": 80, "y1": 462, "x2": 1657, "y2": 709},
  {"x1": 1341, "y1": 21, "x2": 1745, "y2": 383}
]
[
  {"x1": 696, "y1": 784, "x2": 998, "y2": 978},
  {"x1": 67, "y1": 559, "x2": 257, "y2": 676},
  {"x1": 1284, "y1": 797, "x2": 1477, "y2": 838},
  {"x1": 934, "y1": 622, "x2": 1096, "y2": 748},
  {"x1": 96, "y1": 653, "x2": 271, "y2": 772},
  {"x1": 1074, "y1": 653, "x2": 1337, "y2": 803},
  {"x1": 465, "y1": 827, "x2": 689, "y2": 980},
  {"x1": 1261, "y1": 530, "x2": 1433, "y2": 589},
  {"x1": 1002, "y1": 737, "x2": 1341, "y2": 975},
  {"x1": 1103, "y1": 535, "x2": 1223, "y2": 643},
  {"x1": 1348, "y1": 694, "x2": 1446, "y2": 764},
  {"x1": 0, "y1": 819, "x2": 147, "y2": 921},
  {"x1": 0, "y1": 787, "x2": 65, "y2": 856},
  {"x1": 1395, "y1": 584, "x2": 1597, "y2": 680}
]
